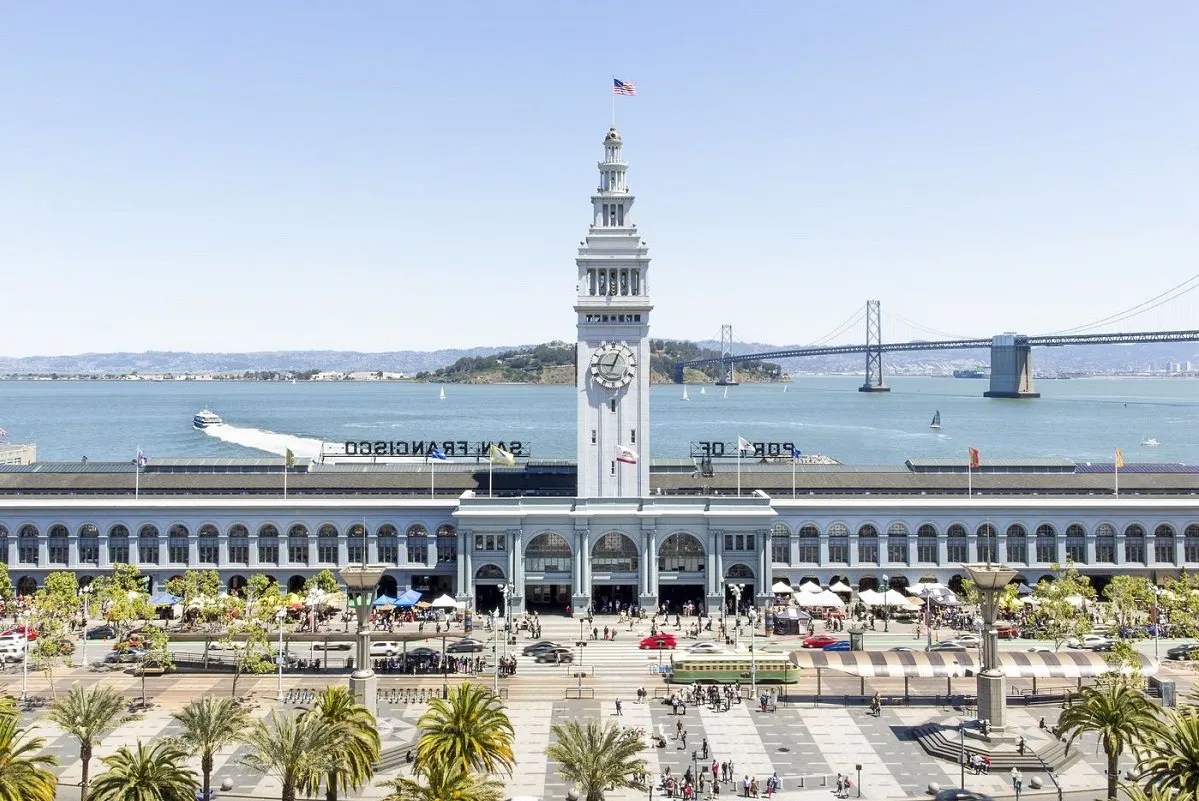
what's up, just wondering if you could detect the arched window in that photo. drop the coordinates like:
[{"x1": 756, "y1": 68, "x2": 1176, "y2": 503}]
[
  {"x1": 1005, "y1": 524, "x2": 1027, "y2": 565},
  {"x1": 526, "y1": 532, "x2": 572, "y2": 573},
  {"x1": 258, "y1": 524, "x2": 280, "y2": 565},
  {"x1": 658, "y1": 533, "x2": 705, "y2": 573},
  {"x1": 196, "y1": 524, "x2": 219, "y2": 565},
  {"x1": 47, "y1": 524, "x2": 69, "y2": 565},
  {"x1": 976, "y1": 524, "x2": 997, "y2": 563},
  {"x1": 946, "y1": 525, "x2": 967, "y2": 563},
  {"x1": 1185, "y1": 524, "x2": 1199, "y2": 562},
  {"x1": 593, "y1": 533, "x2": 639, "y2": 572},
  {"x1": 857, "y1": 524, "x2": 879, "y2": 565},
  {"x1": 228, "y1": 524, "x2": 249, "y2": 565},
  {"x1": 18, "y1": 524, "x2": 39, "y2": 565},
  {"x1": 887, "y1": 523, "x2": 909, "y2": 564},
  {"x1": 374, "y1": 524, "x2": 398, "y2": 565},
  {"x1": 137, "y1": 525, "x2": 159, "y2": 564},
  {"x1": 317, "y1": 524, "x2": 337, "y2": 538},
  {"x1": 1155, "y1": 524, "x2": 1177, "y2": 564},
  {"x1": 436, "y1": 524, "x2": 457, "y2": 562},
  {"x1": 827, "y1": 523, "x2": 849, "y2": 565},
  {"x1": 1035, "y1": 524, "x2": 1057, "y2": 563},
  {"x1": 1095, "y1": 523, "x2": 1116, "y2": 563},
  {"x1": 407, "y1": 524, "x2": 430, "y2": 564},
  {"x1": 475, "y1": 564, "x2": 505, "y2": 580},
  {"x1": 167, "y1": 524, "x2": 190, "y2": 565},
  {"x1": 771, "y1": 524, "x2": 790, "y2": 565},
  {"x1": 1124, "y1": 524, "x2": 1146, "y2": 564},
  {"x1": 317, "y1": 524, "x2": 338, "y2": 565},
  {"x1": 916, "y1": 524, "x2": 938, "y2": 563},
  {"x1": 797, "y1": 524, "x2": 819, "y2": 563},
  {"x1": 726, "y1": 563, "x2": 754, "y2": 580},
  {"x1": 1064, "y1": 524, "x2": 1086, "y2": 563},
  {"x1": 288, "y1": 524, "x2": 309, "y2": 539},
  {"x1": 76, "y1": 523, "x2": 100, "y2": 565},
  {"x1": 287, "y1": 525, "x2": 309, "y2": 565}
]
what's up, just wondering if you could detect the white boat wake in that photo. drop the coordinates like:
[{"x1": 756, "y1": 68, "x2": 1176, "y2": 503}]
[{"x1": 201, "y1": 424, "x2": 325, "y2": 460}]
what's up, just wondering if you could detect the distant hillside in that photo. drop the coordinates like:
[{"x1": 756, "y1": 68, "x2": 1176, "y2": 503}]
[{"x1": 417, "y1": 341, "x2": 782, "y2": 384}]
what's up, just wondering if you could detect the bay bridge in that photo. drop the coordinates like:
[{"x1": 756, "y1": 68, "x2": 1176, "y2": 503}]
[{"x1": 674, "y1": 277, "x2": 1199, "y2": 399}]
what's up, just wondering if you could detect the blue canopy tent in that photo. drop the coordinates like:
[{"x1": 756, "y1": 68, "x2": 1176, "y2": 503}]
[
  {"x1": 396, "y1": 589, "x2": 422, "y2": 607},
  {"x1": 148, "y1": 592, "x2": 181, "y2": 606},
  {"x1": 371, "y1": 594, "x2": 398, "y2": 607}
]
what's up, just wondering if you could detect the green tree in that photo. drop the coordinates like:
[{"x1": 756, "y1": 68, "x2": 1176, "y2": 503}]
[
  {"x1": 378, "y1": 762, "x2": 503, "y2": 801},
  {"x1": 219, "y1": 612, "x2": 275, "y2": 698},
  {"x1": 545, "y1": 719, "x2": 648, "y2": 801},
  {"x1": 0, "y1": 713, "x2": 59, "y2": 801},
  {"x1": 29, "y1": 572, "x2": 82, "y2": 697},
  {"x1": 1158, "y1": 571, "x2": 1199, "y2": 638},
  {"x1": 1059, "y1": 679, "x2": 1160, "y2": 799},
  {"x1": 165, "y1": 570, "x2": 222, "y2": 620},
  {"x1": 0, "y1": 563, "x2": 14, "y2": 603},
  {"x1": 88, "y1": 739, "x2": 197, "y2": 801},
  {"x1": 90, "y1": 565, "x2": 154, "y2": 641},
  {"x1": 1030, "y1": 559, "x2": 1095, "y2": 649},
  {"x1": 239, "y1": 712, "x2": 336, "y2": 801},
  {"x1": 304, "y1": 570, "x2": 340, "y2": 595},
  {"x1": 135, "y1": 626, "x2": 174, "y2": 710},
  {"x1": 1135, "y1": 706, "x2": 1199, "y2": 798},
  {"x1": 302, "y1": 686, "x2": 380, "y2": 801},
  {"x1": 46, "y1": 684, "x2": 136, "y2": 801},
  {"x1": 1121, "y1": 785, "x2": 1195, "y2": 801},
  {"x1": 174, "y1": 697, "x2": 248, "y2": 801},
  {"x1": 414, "y1": 682, "x2": 515, "y2": 776},
  {"x1": 1104, "y1": 575, "x2": 1156, "y2": 630}
]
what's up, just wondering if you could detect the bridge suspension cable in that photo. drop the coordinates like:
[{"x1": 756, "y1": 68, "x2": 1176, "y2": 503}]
[
  {"x1": 888, "y1": 315, "x2": 972, "y2": 342},
  {"x1": 1044, "y1": 272, "x2": 1199, "y2": 336},
  {"x1": 806, "y1": 306, "x2": 866, "y2": 347}
]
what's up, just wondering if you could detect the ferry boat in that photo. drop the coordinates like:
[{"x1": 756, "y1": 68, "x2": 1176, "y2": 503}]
[{"x1": 192, "y1": 409, "x2": 223, "y2": 429}]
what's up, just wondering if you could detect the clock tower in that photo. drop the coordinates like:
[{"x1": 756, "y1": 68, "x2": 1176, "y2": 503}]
[{"x1": 575, "y1": 127, "x2": 653, "y2": 498}]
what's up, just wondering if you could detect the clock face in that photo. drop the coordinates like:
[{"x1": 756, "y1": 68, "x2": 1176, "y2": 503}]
[{"x1": 589, "y1": 343, "x2": 636, "y2": 390}]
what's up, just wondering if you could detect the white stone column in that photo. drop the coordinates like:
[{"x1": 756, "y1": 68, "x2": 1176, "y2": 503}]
[{"x1": 249, "y1": 533, "x2": 261, "y2": 569}]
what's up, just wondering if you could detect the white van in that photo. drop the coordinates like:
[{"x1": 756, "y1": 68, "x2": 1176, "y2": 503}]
[{"x1": 0, "y1": 636, "x2": 26, "y2": 662}]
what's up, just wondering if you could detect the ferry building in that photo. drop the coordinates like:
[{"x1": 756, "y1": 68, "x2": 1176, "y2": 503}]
[{"x1": 2, "y1": 129, "x2": 1198, "y2": 614}]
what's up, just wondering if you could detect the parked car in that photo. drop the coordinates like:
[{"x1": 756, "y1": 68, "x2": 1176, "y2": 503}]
[
  {"x1": 407, "y1": 647, "x2": 441, "y2": 662},
  {"x1": 105, "y1": 647, "x2": 146, "y2": 664},
  {"x1": 802, "y1": 634, "x2": 839, "y2": 649},
  {"x1": 447, "y1": 638, "x2": 486, "y2": 654},
  {"x1": 995, "y1": 623, "x2": 1020, "y2": 639},
  {"x1": 686, "y1": 642, "x2": 724, "y2": 653},
  {"x1": 1026, "y1": 647, "x2": 1053, "y2": 654},
  {"x1": 369, "y1": 641, "x2": 401, "y2": 657},
  {"x1": 1069, "y1": 634, "x2": 1113, "y2": 650},
  {"x1": 639, "y1": 634, "x2": 677, "y2": 650},
  {"x1": 534, "y1": 647, "x2": 574, "y2": 663},
  {"x1": 85, "y1": 625, "x2": 117, "y2": 640},
  {"x1": 927, "y1": 642, "x2": 967, "y2": 652},
  {"x1": 522, "y1": 641, "x2": 564, "y2": 656},
  {"x1": 0, "y1": 637, "x2": 25, "y2": 663},
  {"x1": 822, "y1": 640, "x2": 851, "y2": 652},
  {"x1": 2, "y1": 625, "x2": 37, "y2": 641},
  {"x1": 935, "y1": 790, "x2": 994, "y2": 801},
  {"x1": 950, "y1": 634, "x2": 981, "y2": 647},
  {"x1": 1167, "y1": 643, "x2": 1199, "y2": 661},
  {"x1": 312, "y1": 641, "x2": 352, "y2": 651}
]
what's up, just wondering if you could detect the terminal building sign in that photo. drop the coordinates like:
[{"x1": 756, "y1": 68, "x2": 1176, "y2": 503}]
[
  {"x1": 691, "y1": 441, "x2": 798, "y2": 459},
  {"x1": 342, "y1": 440, "x2": 530, "y2": 458}
]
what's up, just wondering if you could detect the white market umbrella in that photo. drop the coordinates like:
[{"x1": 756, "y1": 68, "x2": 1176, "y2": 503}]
[
  {"x1": 828, "y1": 580, "x2": 853, "y2": 594},
  {"x1": 771, "y1": 581, "x2": 794, "y2": 594},
  {"x1": 794, "y1": 592, "x2": 827, "y2": 608},
  {"x1": 858, "y1": 589, "x2": 883, "y2": 605},
  {"x1": 430, "y1": 593, "x2": 458, "y2": 609},
  {"x1": 882, "y1": 589, "x2": 909, "y2": 608},
  {"x1": 814, "y1": 590, "x2": 845, "y2": 608},
  {"x1": 798, "y1": 580, "x2": 822, "y2": 594}
]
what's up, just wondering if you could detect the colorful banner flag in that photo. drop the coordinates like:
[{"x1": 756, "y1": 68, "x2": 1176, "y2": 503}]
[
  {"x1": 136, "y1": 449, "x2": 149, "y2": 468},
  {"x1": 1114, "y1": 447, "x2": 1124, "y2": 469},
  {"x1": 430, "y1": 446, "x2": 448, "y2": 461},
  {"x1": 791, "y1": 448, "x2": 803, "y2": 459},
  {"x1": 489, "y1": 444, "x2": 516, "y2": 466},
  {"x1": 616, "y1": 445, "x2": 638, "y2": 465},
  {"x1": 285, "y1": 448, "x2": 295, "y2": 468},
  {"x1": 737, "y1": 436, "x2": 755, "y2": 453},
  {"x1": 968, "y1": 447, "x2": 980, "y2": 469}
]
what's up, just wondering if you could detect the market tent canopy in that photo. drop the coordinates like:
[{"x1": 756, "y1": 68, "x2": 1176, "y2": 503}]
[
  {"x1": 372, "y1": 594, "x2": 398, "y2": 607},
  {"x1": 430, "y1": 593, "x2": 458, "y2": 609},
  {"x1": 858, "y1": 589, "x2": 882, "y2": 605},
  {"x1": 396, "y1": 589, "x2": 422, "y2": 607},
  {"x1": 149, "y1": 592, "x2": 181, "y2": 606},
  {"x1": 798, "y1": 581, "x2": 822, "y2": 594},
  {"x1": 789, "y1": 649, "x2": 1158, "y2": 679},
  {"x1": 828, "y1": 580, "x2": 853, "y2": 594},
  {"x1": 771, "y1": 581, "x2": 794, "y2": 594}
]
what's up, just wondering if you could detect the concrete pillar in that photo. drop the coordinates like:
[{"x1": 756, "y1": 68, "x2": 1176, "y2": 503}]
[
  {"x1": 249, "y1": 534, "x2": 260, "y2": 569},
  {"x1": 848, "y1": 533, "x2": 859, "y2": 568},
  {"x1": 984, "y1": 334, "x2": 1040, "y2": 399},
  {"x1": 67, "y1": 533, "x2": 79, "y2": 569},
  {"x1": 641, "y1": 529, "x2": 658, "y2": 610},
  {"x1": 1115, "y1": 535, "x2": 1127, "y2": 566},
  {"x1": 966, "y1": 533, "x2": 978, "y2": 564},
  {"x1": 572, "y1": 527, "x2": 589, "y2": 613},
  {"x1": 937, "y1": 535, "x2": 948, "y2": 566},
  {"x1": 818, "y1": 534, "x2": 829, "y2": 566},
  {"x1": 1085, "y1": 536, "x2": 1096, "y2": 566}
]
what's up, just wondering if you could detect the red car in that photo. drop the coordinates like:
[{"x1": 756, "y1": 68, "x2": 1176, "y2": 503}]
[
  {"x1": 802, "y1": 633, "x2": 839, "y2": 649},
  {"x1": 2, "y1": 625, "x2": 37, "y2": 641},
  {"x1": 639, "y1": 634, "x2": 677, "y2": 650}
]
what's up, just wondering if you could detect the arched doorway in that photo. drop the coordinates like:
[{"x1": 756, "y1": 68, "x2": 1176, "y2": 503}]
[
  {"x1": 474, "y1": 564, "x2": 506, "y2": 614},
  {"x1": 657, "y1": 532, "x2": 706, "y2": 612},
  {"x1": 16, "y1": 576, "x2": 37, "y2": 597},
  {"x1": 377, "y1": 575, "x2": 399, "y2": 598},
  {"x1": 592, "y1": 532, "x2": 639, "y2": 612},
  {"x1": 287, "y1": 575, "x2": 306, "y2": 594},
  {"x1": 724, "y1": 563, "x2": 755, "y2": 613},
  {"x1": 524, "y1": 532, "x2": 572, "y2": 612},
  {"x1": 228, "y1": 575, "x2": 248, "y2": 596}
]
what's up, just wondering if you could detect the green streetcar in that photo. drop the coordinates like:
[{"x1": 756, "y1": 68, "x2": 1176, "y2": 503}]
[{"x1": 669, "y1": 652, "x2": 798, "y2": 684}]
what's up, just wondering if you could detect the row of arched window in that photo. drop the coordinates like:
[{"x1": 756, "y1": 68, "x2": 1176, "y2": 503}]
[
  {"x1": 770, "y1": 521, "x2": 1199, "y2": 539},
  {"x1": 0, "y1": 522, "x2": 457, "y2": 539}
]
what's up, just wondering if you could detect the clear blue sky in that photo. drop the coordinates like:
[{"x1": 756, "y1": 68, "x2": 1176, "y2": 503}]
[{"x1": 2, "y1": 2, "x2": 1196, "y2": 356}]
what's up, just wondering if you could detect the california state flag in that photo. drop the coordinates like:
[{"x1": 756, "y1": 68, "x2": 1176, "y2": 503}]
[{"x1": 616, "y1": 445, "x2": 638, "y2": 465}]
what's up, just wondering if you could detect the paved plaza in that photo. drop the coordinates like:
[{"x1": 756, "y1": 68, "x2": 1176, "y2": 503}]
[{"x1": 3, "y1": 612, "x2": 1190, "y2": 800}]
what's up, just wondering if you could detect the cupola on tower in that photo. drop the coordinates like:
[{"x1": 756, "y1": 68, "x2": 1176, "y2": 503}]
[{"x1": 574, "y1": 127, "x2": 653, "y2": 497}]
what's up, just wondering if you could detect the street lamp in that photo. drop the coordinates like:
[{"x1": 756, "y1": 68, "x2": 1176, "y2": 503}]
[
  {"x1": 881, "y1": 574, "x2": 890, "y2": 632},
  {"x1": 1153, "y1": 587, "x2": 1163, "y2": 660},
  {"x1": 959, "y1": 722, "x2": 966, "y2": 787},
  {"x1": 20, "y1": 610, "x2": 29, "y2": 705},
  {"x1": 275, "y1": 608, "x2": 286, "y2": 702},
  {"x1": 79, "y1": 584, "x2": 93, "y2": 668},
  {"x1": 1011, "y1": 768, "x2": 1023, "y2": 801},
  {"x1": 339, "y1": 563, "x2": 388, "y2": 719},
  {"x1": 492, "y1": 609, "x2": 500, "y2": 694},
  {"x1": 748, "y1": 607, "x2": 757, "y2": 697},
  {"x1": 963, "y1": 561, "x2": 1018, "y2": 734},
  {"x1": 728, "y1": 584, "x2": 743, "y2": 649}
]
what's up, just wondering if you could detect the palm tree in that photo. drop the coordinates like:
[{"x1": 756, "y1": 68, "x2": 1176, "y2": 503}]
[
  {"x1": 545, "y1": 719, "x2": 648, "y2": 801},
  {"x1": 1121, "y1": 783, "x2": 1196, "y2": 801},
  {"x1": 1137, "y1": 706, "x2": 1199, "y2": 797},
  {"x1": 378, "y1": 761, "x2": 503, "y2": 801},
  {"x1": 239, "y1": 711, "x2": 336, "y2": 801},
  {"x1": 301, "y1": 686, "x2": 380, "y2": 801},
  {"x1": 1058, "y1": 679, "x2": 1161, "y2": 800},
  {"x1": 46, "y1": 683, "x2": 134, "y2": 801},
  {"x1": 0, "y1": 713, "x2": 59, "y2": 801},
  {"x1": 88, "y1": 739, "x2": 197, "y2": 801},
  {"x1": 415, "y1": 681, "x2": 514, "y2": 776},
  {"x1": 173, "y1": 697, "x2": 249, "y2": 801}
]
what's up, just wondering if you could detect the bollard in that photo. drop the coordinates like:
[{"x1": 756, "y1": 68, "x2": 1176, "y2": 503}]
[{"x1": 798, "y1": 778, "x2": 804, "y2": 788}]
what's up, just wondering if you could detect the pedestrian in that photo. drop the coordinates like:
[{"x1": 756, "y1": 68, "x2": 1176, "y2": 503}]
[
  {"x1": 677, "y1": 720, "x2": 684, "y2": 740},
  {"x1": 615, "y1": 698, "x2": 623, "y2": 716},
  {"x1": 702, "y1": 737, "x2": 709, "y2": 760},
  {"x1": 681, "y1": 729, "x2": 687, "y2": 749},
  {"x1": 835, "y1": 774, "x2": 844, "y2": 798},
  {"x1": 742, "y1": 776, "x2": 750, "y2": 798}
]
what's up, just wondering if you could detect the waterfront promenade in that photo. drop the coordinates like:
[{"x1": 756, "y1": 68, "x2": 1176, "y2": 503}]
[{"x1": 4, "y1": 612, "x2": 1188, "y2": 800}]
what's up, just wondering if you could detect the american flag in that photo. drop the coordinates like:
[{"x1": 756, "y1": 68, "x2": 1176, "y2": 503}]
[
  {"x1": 612, "y1": 78, "x2": 636, "y2": 96},
  {"x1": 0, "y1": 427, "x2": 7, "y2": 437}
]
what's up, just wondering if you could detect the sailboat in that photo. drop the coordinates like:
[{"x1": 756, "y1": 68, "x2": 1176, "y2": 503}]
[
  {"x1": 682, "y1": 386, "x2": 690, "y2": 401},
  {"x1": 929, "y1": 410, "x2": 941, "y2": 430},
  {"x1": 723, "y1": 387, "x2": 729, "y2": 399},
  {"x1": 700, "y1": 387, "x2": 706, "y2": 395},
  {"x1": 439, "y1": 386, "x2": 447, "y2": 401},
  {"x1": 783, "y1": 384, "x2": 789, "y2": 393}
]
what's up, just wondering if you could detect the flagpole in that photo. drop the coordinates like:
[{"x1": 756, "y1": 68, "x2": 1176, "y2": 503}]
[
  {"x1": 967, "y1": 462, "x2": 972, "y2": 498},
  {"x1": 135, "y1": 447, "x2": 140, "y2": 499},
  {"x1": 283, "y1": 454, "x2": 288, "y2": 500},
  {"x1": 489, "y1": 457, "x2": 493, "y2": 499},
  {"x1": 431, "y1": 457, "x2": 435, "y2": 498},
  {"x1": 611, "y1": 77, "x2": 616, "y2": 127},
  {"x1": 791, "y1": 455, "x2": 796, "y2": 499},
  {"x1": 737, "y1": 446, "x2": 742, "y2": 498},
  {"x1": 1114, "y1": 458, "x2": 1119, "y2": 498}
]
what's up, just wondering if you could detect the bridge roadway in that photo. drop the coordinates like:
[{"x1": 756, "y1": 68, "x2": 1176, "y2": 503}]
[{"x1": 678, "y1": 328, "x2": 1199, "y2": 370}]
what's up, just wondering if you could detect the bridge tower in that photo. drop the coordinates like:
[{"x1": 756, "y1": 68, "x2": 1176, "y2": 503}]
[
  {"x1": 983, "y1": 334, "x2": 1040, "y2": 398},
  {"x1": 857, "y1": 300, "x2": 890, "y2": 393},
  {"x1": 715, "y1": 324, "x2": 738, "y2": 386}
]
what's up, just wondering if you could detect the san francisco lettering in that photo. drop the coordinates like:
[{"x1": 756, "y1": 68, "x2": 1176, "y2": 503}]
[
  {"x1": 691, "y1": 441, "x2": 796, "y2": 458},
  {"x1": 342, "y1": 440, "x2": 529, "y2": 458}
]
